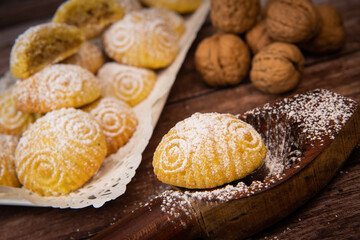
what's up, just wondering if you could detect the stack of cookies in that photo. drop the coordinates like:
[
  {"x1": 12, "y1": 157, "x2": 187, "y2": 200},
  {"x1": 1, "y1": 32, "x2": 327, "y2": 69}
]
[{"x1": 0, "y1": 0, "x2": 202, "y2": 197}]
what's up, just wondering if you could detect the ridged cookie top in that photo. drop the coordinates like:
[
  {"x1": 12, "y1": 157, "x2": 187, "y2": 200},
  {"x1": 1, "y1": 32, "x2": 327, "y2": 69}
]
[
  {"x1": 140, "y1": 0, "x2": 202, "y2": 13},
  {"x1": 10, "y1": 23, "x2": 84, "y2": 79},
  {"x1": 103, "y1": 10, "x2": 179, "y2": 69},
  {"x1": 0, "y1": 134, "x2": 20, "y2": 187},
  {"x1": 83, "y1": 97, "x2": 138, "y2": 154},
  {"x1": 153, "y1": 112, "x2": 267, "y2": 189},
  {"x1": 97, "y1": 62, "x2": 156, "y2": 106},
  {"x1": 0, "y1": 87, "x2": 35, "y2": 136},
  {"x1": 15, "y1": 108, "x2": 107, "y2": 196},
  {"x1": 13, "y1": 64, "x2": 101, "y2": 113}
]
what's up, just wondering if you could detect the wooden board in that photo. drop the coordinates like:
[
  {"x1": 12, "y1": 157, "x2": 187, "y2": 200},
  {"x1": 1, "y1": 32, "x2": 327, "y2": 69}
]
[{"x1": 0, "y1": 0, "x2": 359, "y2": 239}]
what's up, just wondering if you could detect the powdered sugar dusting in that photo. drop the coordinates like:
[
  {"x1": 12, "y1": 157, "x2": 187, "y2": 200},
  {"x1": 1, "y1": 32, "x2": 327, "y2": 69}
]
[
  {"x1": 157, "y1": 89, "x2": 357, "y2": 207},
  {"x1": 97, "y1": 62, "x2": 156, "y2": 106}
]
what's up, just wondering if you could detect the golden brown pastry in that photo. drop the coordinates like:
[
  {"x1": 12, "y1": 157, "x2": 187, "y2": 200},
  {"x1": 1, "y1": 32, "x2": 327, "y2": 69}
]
[
  {"x1": 15, "y1": 108, "x2": 107, "y2": 196},
  {"x1": 83, "y1": 97, "x2": 138, "y2": 155},
  {"x1": 0, "y1": 87, "x2": 36, "y2": 136},
  {"x1": 97, "y1": 62, "x2": 156, "y2": 106},
  {"x1": 0, "y1": 134, "x2": 20, "y2": 187},
  {"x1": 140, "y1": 0, "x2": 202, "y2": 13},
  {"x1": 52, "y1": 0, "x2": 125, "y2": 39},
  {"x1": 144, "y1": 7, "x2": 186, "y2": 38},
  {"x1": 102, "y1": 10, "x2": 179, "y2": 69},
  {"x1": 117, "y1": 0, "x2": 142, "y2": 14},
  {"x1": 13, "y1": 64, "x2": 101, "y2": 113},
  {"x1": 265, "y1": 0, "x2": 321, "y2": 43},
  {"x1": 153, "y1": 112, "x2": 267, "y2": 189},
  {"x1": 10, "y1": 23, "x2": 84, "y2": 79},
  {"x1": 195, "y1": 33, "x2": 251, "y2": 87},
  {"x1": 62, "y1": 41, "x2": 105, "y2": 74}
]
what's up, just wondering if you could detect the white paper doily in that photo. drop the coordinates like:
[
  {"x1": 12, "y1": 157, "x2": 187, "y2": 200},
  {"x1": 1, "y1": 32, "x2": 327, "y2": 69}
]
[{"x1": 0, "y1": 0, "x2": 210, "y2": 208}]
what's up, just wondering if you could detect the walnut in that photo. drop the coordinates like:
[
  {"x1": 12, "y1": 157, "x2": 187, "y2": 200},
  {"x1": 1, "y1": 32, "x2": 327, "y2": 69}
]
[
  {"x1": 195, "y1": 33, "x2": 251, "y2": 87},
  {"x1": 245, "y1": 21, "x2": 274, "y2": 54},
  {"x1": 250, "y1": 42, "x2": 305, "y2": 94},
  {"x1": 265, "y1": 0, "x2": 321, "y2": 43},
  {"x1": 301, "y1": 5, "x2": 346, "y2": 53},
  {"x1": 210, "y1": 0, "x2": 260, "y2": 34}
]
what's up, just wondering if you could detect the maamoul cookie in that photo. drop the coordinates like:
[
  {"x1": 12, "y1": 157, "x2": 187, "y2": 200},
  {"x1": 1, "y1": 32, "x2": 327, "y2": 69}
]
[
  {"x1": 97, "y1": 62, "x2": 156, "y2": 106},
  {"x1": 15, "y1": 108, "x2": 107, "y2": 196},
  {"x1": 153, "y1": 113, "x2": 267, "y2": 189},
  {"x1": 62, "y1": 41, "x2": 105, "y2": 74},
  {"x1": 52, "y1": 0, "x2": 125, "y2": 39},
  {"x1": 10, "y1": 23, "x2": 85, "y2": 79},
  {"x1": 140, "y1": 0, "x2": 202, "y2": 13},
  {"x1": 13, "y1": 64, "x2": 101, "y2": 113},
  {"x1": 145, "y1": 7, "x2": 186, "y2": 38},
  {"x1": 83, "y1": 97, "x2": 138, "y2": 155},
  {"x1": 117, "y1": 0, "x2": 142, "y2": 14},
  {"x1": 0, "y1": 87, "x2": 36, "y2": 136},
  {"x1": 0, "y1": 134, "x2": 20, "y2": 187},
  {"x1": 102, "y1": 10, "x2": 179, "y2": 69}
]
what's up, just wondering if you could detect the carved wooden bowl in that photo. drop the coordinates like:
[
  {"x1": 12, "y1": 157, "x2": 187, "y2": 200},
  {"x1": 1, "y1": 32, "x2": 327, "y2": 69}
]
[{"x1": 92, "y1": 89, "x2": 360, "y2": 240}]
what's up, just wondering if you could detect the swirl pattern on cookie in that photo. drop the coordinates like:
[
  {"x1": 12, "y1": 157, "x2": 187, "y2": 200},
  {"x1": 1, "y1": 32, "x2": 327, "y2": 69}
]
[
  {"x1": 62, "y1": 41, "x2": 105, "y2": 74},
  {"x1": 153, "y1": 112, "x2": 267, "y2": 189},
  {"x1": 15, "y1": 108, "x2": 107, "y2": 196},
  {"x1": 13, "y1": 64, "x2": 101, "y2": 113},
  {"x1": 83, "y1": 97, "x2": 138, "y2": 155},
  {"x1": 103, "y1": 10, "x2": 179, "y2": 69},
  {"x1": 0, "y1": 134, "x2": 20, "y2": 187},
  {"x1": 145, "y1": 7, "x2": 185, "y2": 38},
  {"x1": 10, "y1": 23, "x2": 84, "y2": 79},
  {"x1": 0, "y1": 88, "x2": 35, "y2": 136},
  {"x1": 53, "y1": 0, "x2": 125, "y2": 39},
  {"x1": 98, "y1": 62, "x2": 156, "y2": 106}
]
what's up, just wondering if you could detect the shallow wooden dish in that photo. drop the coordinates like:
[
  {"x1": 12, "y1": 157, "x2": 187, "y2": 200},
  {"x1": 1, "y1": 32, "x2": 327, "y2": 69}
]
[{"x1": 92, "y1": 89, "x2": 360, "y2": 240}]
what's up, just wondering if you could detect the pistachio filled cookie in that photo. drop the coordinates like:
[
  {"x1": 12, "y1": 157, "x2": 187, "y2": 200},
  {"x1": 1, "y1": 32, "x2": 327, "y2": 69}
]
[
  {"x1": 83, "y1": 97, "x2": 138, "y2": 155},
  {"x1": 10, "y1": 23, "x2": 84, "y2": 79},
  {"x1": 0, "y1": 134, "x2": 20, "y2": 187},
  {"x1": 13, "y1": 64, "x2": 101, "y2": 113},
  {"x1": 15, "y1": 108, "x2": 107, "y2": 196},
  {"x1": 53, "y1": 0, "x2": 125, "y2": 39},
  {"x1": 97, "y1": 62, "x2": 156, "y2": 106},
  {"x1": 103, "y1": 10, "x2": 179, "y2": 69},
  {"x1": 153, "y1": 112, "x2": 267, "y2": 189}
]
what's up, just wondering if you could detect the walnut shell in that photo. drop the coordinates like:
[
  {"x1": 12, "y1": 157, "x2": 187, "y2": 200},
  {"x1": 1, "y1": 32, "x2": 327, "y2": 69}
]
[
  {"x1": 210, "y1": 0, "x2": 260, "y2": 34},
  {"x1": 301, "y1": 5, "x2": 346, "y2": 53},
  {"x1": 195, "y1": 33, "x2": 250, "y2": 87},
  {"x1": 250, "y1": 42, "x2": 305, "y2": 94},
  {"x1": 266, "y1": 0, "x2": 321, "y2": 43},
  {"x1": 245, "y1": 21, "x2": 274, "y2": 54}
]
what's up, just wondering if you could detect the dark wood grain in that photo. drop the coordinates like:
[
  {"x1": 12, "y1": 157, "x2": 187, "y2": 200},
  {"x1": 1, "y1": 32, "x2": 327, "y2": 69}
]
[{"x1": 0, "y1": 0, "x2": 359, "y2": 239}]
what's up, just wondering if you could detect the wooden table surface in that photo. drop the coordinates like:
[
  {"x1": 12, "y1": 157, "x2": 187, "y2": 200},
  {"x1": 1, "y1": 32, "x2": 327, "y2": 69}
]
[{"x1": 0, "y1": 0, "x2": 359, "y2": 239}]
